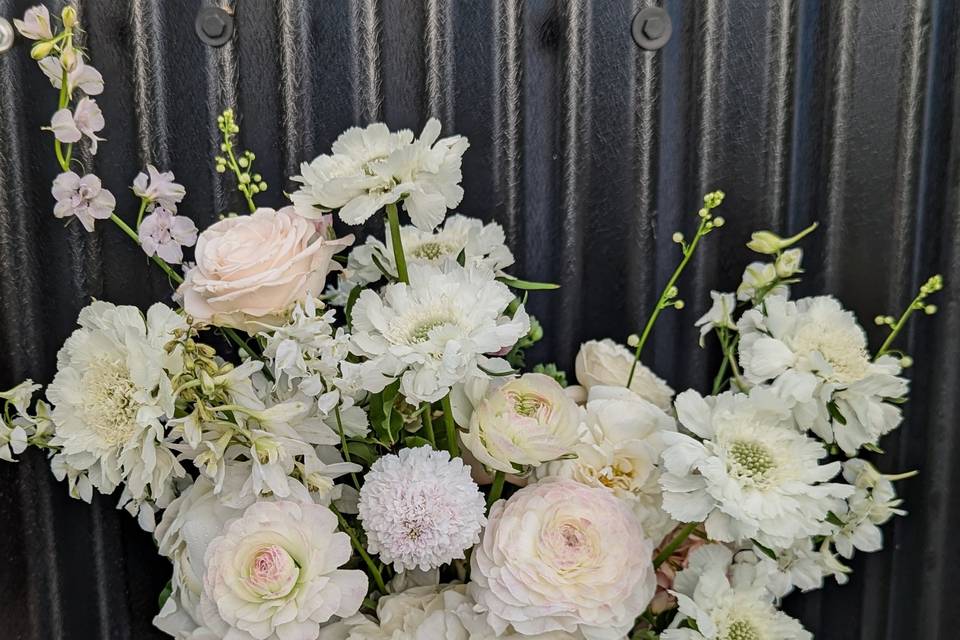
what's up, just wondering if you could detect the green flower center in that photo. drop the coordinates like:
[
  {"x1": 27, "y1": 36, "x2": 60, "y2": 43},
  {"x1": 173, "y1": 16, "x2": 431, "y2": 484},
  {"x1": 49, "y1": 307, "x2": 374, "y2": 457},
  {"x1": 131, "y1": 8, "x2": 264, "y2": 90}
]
[
  {"x1": 508, "y1": 392, "x2": 548, "y2": 418},
  {"x1": 411, "y1": 241, "x2": 452, "y2": 261},
  {"x1": 724, "y1": 619, "x2": 761, "y2": 640},
  {"x1": 728, "y1": 440, "x2": 776, "y2": 478},
  {"x1": 410, "y1": 319, "x2": 447, "y2": 343}
]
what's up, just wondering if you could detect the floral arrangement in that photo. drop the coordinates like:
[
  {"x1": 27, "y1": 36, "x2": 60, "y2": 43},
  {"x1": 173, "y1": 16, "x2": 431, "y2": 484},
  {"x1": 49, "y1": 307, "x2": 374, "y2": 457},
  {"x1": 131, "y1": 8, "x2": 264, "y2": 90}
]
[{"x1": 3, "y1": 7, "x2": 945, "y2": 640}]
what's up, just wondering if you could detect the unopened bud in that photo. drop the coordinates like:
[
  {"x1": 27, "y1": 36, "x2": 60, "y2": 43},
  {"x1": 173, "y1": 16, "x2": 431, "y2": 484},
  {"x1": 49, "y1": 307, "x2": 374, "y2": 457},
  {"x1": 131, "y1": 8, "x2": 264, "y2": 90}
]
[
  {"x1": 61, "y1": 5, "x2": 78, "y2": 29},
  {"x1": 746, "y1": 222, "x2": 818, "y2": 255},
  {"x1": 30, "y1": 40, "x2": 56, "y2": 60}
]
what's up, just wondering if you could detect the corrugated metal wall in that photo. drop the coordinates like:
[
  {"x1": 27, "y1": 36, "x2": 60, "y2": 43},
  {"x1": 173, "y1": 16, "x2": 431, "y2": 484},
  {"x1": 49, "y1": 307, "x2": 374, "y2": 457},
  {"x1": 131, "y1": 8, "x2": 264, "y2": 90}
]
[{"x1": 0, "y1": 1, "x2": 958, "y2": 638}]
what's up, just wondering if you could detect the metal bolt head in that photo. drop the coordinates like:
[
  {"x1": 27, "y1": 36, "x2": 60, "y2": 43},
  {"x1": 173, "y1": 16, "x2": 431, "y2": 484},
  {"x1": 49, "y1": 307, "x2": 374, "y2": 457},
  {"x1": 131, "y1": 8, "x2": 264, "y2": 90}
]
[
  {"x1": 632, "y1": 7, "x2": 672, "y2": 51},
  {"x1": 0, "y1": 17, "x2": 15, "y2": 53},
  {"x1": 195, "y1": 7, "x2": 234, "y2": 47}
]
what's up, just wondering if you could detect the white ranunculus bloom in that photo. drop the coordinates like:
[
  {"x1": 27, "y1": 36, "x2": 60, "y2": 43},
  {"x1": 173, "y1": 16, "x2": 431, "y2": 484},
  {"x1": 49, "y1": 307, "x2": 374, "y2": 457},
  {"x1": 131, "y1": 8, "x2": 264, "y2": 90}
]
[
  {"x1": 327, "y1": 214, "x2": 515, "y2": 304},
  {"x1": 460, "y1": 373, "x2": 582, "y2": 473},
  {"x1": 536, "y1": 385, "x2": 678, "y2": 542},
  {"x1": 694, "y1": 291, "x2": 737, "y2": 347},
  {"x1": 291, "y1": 119, "x2": 468, "y2": 231},
  {"x1": 659, "y1": 388, "x2": 853, "y2": 551},
  {"x1": 574, "y1": 339, "x2": 674, "y2": 411},
  {"x1": 737, "y1": 295, "x2": 909, "y2": 454},
  {"x1": 46, "y1": 301, "x2": 187, "y2": 530},
  {"x1": 662, "y1": 545, "x2": 811, "y2": 640},
  {"x1": 317, "y1": 584, "x2": 581, "y2": 640},
  {"x1": 470, "y1": 477, "x2": 656, "y2": 640},
  {"x1": 201, "y1": 500, "x2": 367, "y2": 640},
  {"x1": 349, "y1": 261, "x2": 529, "y2": 403}
]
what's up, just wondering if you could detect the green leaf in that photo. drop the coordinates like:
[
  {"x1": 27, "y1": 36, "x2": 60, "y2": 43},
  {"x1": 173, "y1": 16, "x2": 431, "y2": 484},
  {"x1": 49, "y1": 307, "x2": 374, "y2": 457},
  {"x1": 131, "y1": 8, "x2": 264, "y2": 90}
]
[
  {"x1": 825, "y1": 511, "x2": 845, "y2": 527},
  {"x1": 456, "y1": 248, "x2": 466, "y2": 266},
  {"x1": 370, "y1": 251, "x2": 397, "y2": 281},
  {"x1": 345, "y1": 441, "x2": 377, "y2": 466},
  {"x1": 862, "y1": 442, "x2": 885, "y2": 454},
  {"x1": 497, "y1": 276, "x2": 560, "y2": 291},
  {"x1": 344, "y1": 284, "x2": 362, "y2": 330},
  {"x1": 751, "y1": 539, "x2": 778, "y2": 560},
  {"x1": 826, "y1": 400, "x2": 847, "y2": 425},
  {"x1": 158, "y1": 580, "x2": 172, "y2": 609},
  {"x1": 404, "y1": 436, "x2": 434, "y2": 449}
]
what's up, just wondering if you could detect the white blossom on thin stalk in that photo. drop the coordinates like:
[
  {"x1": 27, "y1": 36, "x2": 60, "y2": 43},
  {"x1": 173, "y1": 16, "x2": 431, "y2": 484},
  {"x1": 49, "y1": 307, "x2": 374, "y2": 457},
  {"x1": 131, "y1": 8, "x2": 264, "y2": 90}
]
[
  {"x1": 48, "y1": 97, "x2": 106, "y2": 154},
  {"x1": 51, "y1": 171, "x2": 115, "y2": 232},
  {"x1": 13, "y1": 5, "x2": 54, "y2": 40},
  {"x1": 133, "y1": 164, "x2": 187, "y2": 212},
  {"x1": 38, "y1": 56, "x2": 104, "y2": 96}
]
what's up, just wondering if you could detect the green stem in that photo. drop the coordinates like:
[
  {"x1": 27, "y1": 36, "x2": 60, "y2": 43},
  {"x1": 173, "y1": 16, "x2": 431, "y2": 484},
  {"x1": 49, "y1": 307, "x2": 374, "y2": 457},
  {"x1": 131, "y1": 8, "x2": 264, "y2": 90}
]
[
  {"x1": 386, "y1": 203, "x2": 409, "y2": 283},
  {"x1": 875, "y1": 292, "x2": 925, "y2": 360},
  {"x1": 332, "y1": 401, "x2": 362, "y2": 490},
  {"x1": 487, "y1": 470, "x2": 506, "y2": 508},
  {"x1": 420, "y1": 402, "x2": 437, "y2": 447},
  {"x1": 627, "y1": 219, "x2": 707, "y2": 387},
  {"x1": 333, "y1": 508, "x2": 388, "y2": 594},
  {"x1": 225, "y1": 142, "x2": 257, "y2": 213},
  {"x1": 135, "y1": 198, "x2": 149, "y2": 229},
  {"x1": 653, "y1": 522, "x2": 699, "y2": 569},
  {"x1": 440, "y1": 394, "x2": 460, "y2": 458}
]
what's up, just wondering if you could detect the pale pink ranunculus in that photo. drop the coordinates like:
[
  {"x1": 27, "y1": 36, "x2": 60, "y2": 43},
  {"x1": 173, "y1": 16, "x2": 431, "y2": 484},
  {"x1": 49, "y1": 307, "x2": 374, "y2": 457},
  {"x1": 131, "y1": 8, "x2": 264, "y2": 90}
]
[
  {"x1": 179, "y1": 207, "x2": 352, "y2": 332},
  {"x1": 470, "y1": 477, "x2": 656, "y2": 640}
]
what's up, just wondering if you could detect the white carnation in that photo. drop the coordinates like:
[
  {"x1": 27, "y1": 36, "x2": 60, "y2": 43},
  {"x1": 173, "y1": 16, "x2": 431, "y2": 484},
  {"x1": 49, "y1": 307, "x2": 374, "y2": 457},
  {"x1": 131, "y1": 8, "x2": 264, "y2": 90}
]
[
  {"x1": 574, "y1": 339, "x2": 674, "y2": 411},
  {"x1": 358, "y1": 446, "x2": 486, "y2": 571},
  {"x1": 46, "y1": 301, "x2": 187, "y2": 529},
  {"x1": 737, "y1": 295, "x2": 909, "y2": 454},
  {"x1": 662, "y1": 545, "x2": 811, "y2": 640},
  {"x1": 536, "y1": 384, "x2": 678, "y2": 542},
  {"x1": 349, "y1": 261, "x2": 529, "y2": 403},
  {"x1": 659, "y1": 388, "x2": 853, "y2": 550}
]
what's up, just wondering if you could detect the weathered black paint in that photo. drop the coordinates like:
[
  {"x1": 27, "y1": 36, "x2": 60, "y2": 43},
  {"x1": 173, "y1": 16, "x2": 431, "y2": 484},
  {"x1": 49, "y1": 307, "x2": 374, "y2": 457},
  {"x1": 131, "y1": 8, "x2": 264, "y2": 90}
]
[{"x1": 0, "y1": 1, "x2": 958, "y2": 638}]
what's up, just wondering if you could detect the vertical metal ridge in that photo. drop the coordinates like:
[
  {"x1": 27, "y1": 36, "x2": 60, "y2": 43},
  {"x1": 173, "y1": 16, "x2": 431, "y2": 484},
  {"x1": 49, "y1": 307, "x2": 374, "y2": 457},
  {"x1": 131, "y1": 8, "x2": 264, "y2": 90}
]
[
  {"x1": 761, "y1": 0, "x2": 797, "y2": 229},
  {"x1": 350, "y1": 0, "x2": 383, "y2": 123},
  {"x1": 131, "y1": 0, "x2": 170, "y2": 168},
  {"x1": 624, "y1": 0, "x2": 660, "y2": 329},
  {"x1": 821, "y1": 1, "x2": 858, "y2": 291},
  {"x1": 204, "y1": 0, "x2": 240, "y2": 214},
  {"x1": 491, "y1": 0, "x2": 524, "y2": 263},
  {"x1": 278, "y1": 0, "x2": 314, "y2": 179},
  {"x1": 424, "y1": 0, "x2": 453, "y2": 128},
  {"x1": 555, "y1": 0, "x2": 591, "y2": 366}
]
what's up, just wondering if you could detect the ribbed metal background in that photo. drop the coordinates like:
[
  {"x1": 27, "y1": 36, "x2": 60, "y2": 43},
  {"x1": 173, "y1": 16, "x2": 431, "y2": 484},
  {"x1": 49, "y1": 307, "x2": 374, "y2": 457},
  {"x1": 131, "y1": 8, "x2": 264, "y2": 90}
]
[{"x1": 0, "y1": 1, "x2": 958, "y2": 638}]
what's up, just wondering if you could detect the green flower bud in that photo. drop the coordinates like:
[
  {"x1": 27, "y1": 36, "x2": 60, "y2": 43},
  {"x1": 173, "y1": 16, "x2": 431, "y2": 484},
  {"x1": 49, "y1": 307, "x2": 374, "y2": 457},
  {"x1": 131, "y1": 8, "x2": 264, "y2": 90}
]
[
  {"x1": 746, "y1": 221, "x2": 819, "y2": 255},
  {"x1": 61, "y1": 5, "x2": 78, "y2": 29},
  {"x1": 30, "y1": 40, "x2": 56, "y2": 60}
]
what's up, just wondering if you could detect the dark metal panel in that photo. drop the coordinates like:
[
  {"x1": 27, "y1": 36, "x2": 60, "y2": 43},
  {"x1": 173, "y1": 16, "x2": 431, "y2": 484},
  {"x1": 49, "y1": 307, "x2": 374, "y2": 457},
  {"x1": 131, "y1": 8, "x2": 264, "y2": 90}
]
[{"x1": 0, "y1": 1, "x2": 958, "y2": 638}]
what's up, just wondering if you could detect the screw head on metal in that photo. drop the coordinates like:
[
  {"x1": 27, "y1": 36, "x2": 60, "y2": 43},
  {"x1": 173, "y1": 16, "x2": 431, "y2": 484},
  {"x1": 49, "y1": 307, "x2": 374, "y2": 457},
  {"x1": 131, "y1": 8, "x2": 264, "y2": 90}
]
[
  {"x1": 195, "y1": 7, "x2": 234, "y2": 47},
  {"x1": 0, "y1": 17, "x2": 15, "y2": 54},
  {"x1": 632, "y1": 7, "x2": 672, "y2": 51}
]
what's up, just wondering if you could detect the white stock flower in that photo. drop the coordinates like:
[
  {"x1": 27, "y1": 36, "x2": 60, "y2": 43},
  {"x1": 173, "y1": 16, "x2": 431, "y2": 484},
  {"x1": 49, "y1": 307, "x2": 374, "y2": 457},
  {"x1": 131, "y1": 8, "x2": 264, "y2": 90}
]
[
  {"x1": 536, "y1": 385, "x2": 678, "y2": 542},
  {"x1": 732, "y1": 539, "x2": 838, "y2": 598},
  {"x1": 737, "y1": 295, "x2": 909, "y2": 454},
  {"x1": 736, "y1": 261, "x2": 786, "y2": 302},
  {"x1": 201, "y1": 501, "x2": 366, "y2": 640},
  {"x1": 574, "y1": 339, "x2": 674, "y2": 411},
  {"x1": 350, "y1": 261, "x2": 529, "y2": 403},
  {"x1": 470, "y1": 477, "x2": 656, "y2": 640},
  {"x1": 46, "y1": 302, "x2": 187, "y2": 529},
  {"x1": 659, "y1": 388, "x2": 853, "y2": 550},
  {"x1": 291, "y1": 119, "x2": 468, "y2": 231},
  {"x1": 775, "y1": 248, "x2": 803, "y2": 278},
  {"x1": 694, "y1": 291, "x2": 737, "y2": 347},
  {"x1": 662, "y1": 545, "x2": 811, "y2": 640},
  {"x1": 830, "y1": 459, "x2": 907, "y2": 559},
  {"x1": 358, "y1": 446, "x2": 486, "y2": 571},
  {"x1": 460, "y1": 373, "x2": 582, "y2": 474}
]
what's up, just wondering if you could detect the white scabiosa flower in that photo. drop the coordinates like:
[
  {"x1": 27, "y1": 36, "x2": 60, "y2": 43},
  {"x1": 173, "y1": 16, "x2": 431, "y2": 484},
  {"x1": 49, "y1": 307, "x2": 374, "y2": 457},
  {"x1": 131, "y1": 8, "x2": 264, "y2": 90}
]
[
  {"x1": 662, "y1": 545, "x2": 811, "y2": 640},
  {"x1": 830, "y1": 459, "x2": 907, "y2": 559},
  {"x1": 46, "y1": 301, "x2": 187, "y2": 530},
  {"x1": 574, "y1": 339, "x2": 674, "y2": 411},
  {"x1": 535, "y1": 385, "x2": 678, "y2": 542},
  {"x1": 358, "y1": 446, "x2": 486, "y2": 571},
  {"x1": 659, "y1": 388, "x2": 853, "y2": 550},
  {"x1": 350, "y1": 261, "x2": 529, "y2": 403},
  {"x1": 470, "y1": 477, "x2": 656, "y2": 640},
  {"x1": 201, "y1": 501, "x2": 367, "y2": 640},
  {"x1": 461, "y1": 373, "x2": 582, "y2": 474},
  {"x1": 737, "y1": 295, "x2": 909, "y2": 454},
  {"x1": 291, "y1": 119, "x2": 468, "y2": 231},
  {"x1": 328, "y1": 214, "x2": 515, "y2": 303}
]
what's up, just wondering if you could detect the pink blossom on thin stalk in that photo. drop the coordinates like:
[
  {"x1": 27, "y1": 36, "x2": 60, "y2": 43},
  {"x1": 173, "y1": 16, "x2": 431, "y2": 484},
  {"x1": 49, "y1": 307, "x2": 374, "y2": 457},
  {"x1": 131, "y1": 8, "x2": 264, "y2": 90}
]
[
  {"x1": 133, "y1": 165, "x2": 186, "y2": 212},
  {"x1": 38, "y1": 56, "x2": 104, "y2": 96},
  {"x1": 139, "y1": 207, "x2": 198, "y2": 264},
  {"x1": 48, "y1": 97, "x2": 106, "y2": 154},
  {"x1": 51, "y1": 172, "x2": 115, "y2": 232},
  {"x1": 13, "y1": 5, "x2": 53, "y2": 40}
]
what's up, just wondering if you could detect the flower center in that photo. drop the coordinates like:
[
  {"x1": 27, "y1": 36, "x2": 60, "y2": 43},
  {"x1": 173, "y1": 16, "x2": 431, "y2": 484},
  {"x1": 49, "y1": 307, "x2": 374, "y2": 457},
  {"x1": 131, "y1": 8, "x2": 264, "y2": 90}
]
[
  {"x1": 81, "y1": 358, "x2": 141, "y2": 447},
  {"x1": 506, "y1": 391, "x2": 551, "y2": 420},
  {"x1": 728, "y1": 440, "x2": 776, "y2": 479},
  {"x1": 411, "y1": 241, "x2": 454, "y2": 261},
  {"x1": 245, "y1": 544, "x2": 299, "y2": 600},
  {"x1": 410, "y1": 319, "x2": 448, "y2": 343},
  {"x1": 724, "y1": 619, "x2": 761, "y2": 640},
  {"x1": 791, "y1": 322, "x2": 870, "y2": 384}
]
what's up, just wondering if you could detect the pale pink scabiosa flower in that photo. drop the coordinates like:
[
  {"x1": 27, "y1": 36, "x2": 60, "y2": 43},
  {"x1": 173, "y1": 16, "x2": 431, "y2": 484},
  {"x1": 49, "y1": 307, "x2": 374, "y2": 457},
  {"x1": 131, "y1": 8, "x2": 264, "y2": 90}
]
[
  {"x1": 470, "y1": 477, "x2": 656, "y2": 640},
  {"x1": 13, "y1": 5, "x2": 54, "y2": 40},
  {"x1": 48, "y1": 97, "x2": 105, "y2": 154},
  {"x1": 133, "y1": 164, "x2": 187, "y2": 211},
  {"x1": 201, "y1": 500, "x2": 366, "y2": 640},
  {"x1": 358, "y1": 446, "x2": 486, "y2": 572},
  {"x1": 139, "y1": 207, "x2": 198, "y2": 264},
  {"x1": 51, "y1": 171, "x2": 115, "y2": 231}
]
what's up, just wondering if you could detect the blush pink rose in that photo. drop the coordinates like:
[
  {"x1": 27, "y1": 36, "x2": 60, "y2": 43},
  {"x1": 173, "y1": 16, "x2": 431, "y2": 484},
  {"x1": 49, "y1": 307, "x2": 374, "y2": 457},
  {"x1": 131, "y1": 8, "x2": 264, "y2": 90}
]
[{"x1": 180, "y1": 207, "x2": 352, "y2": 331}]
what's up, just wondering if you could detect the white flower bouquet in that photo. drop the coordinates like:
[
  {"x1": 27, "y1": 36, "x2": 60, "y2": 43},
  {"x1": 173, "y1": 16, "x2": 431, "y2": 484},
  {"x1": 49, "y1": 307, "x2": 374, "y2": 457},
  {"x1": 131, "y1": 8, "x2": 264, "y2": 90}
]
[{"x1": 3, "y1": 7, "x2": 945, "y2": 640}]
